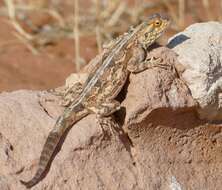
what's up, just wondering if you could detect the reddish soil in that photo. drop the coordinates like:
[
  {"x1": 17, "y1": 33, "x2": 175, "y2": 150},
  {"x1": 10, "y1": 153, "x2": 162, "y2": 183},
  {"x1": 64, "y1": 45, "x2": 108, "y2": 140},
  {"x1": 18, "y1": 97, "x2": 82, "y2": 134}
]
[
  {"x1": 0, "y1": 0, "x2": 220, "y2": 92},
  {"x1": 0, "y1": 17, "x2": 98, "y2": 92}
]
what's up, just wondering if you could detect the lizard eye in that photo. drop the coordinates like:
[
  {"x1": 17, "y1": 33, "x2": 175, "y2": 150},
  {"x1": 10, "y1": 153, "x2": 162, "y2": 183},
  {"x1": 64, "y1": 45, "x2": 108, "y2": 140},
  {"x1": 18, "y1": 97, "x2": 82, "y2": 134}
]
[{"x1": 154, "y1": 20, "x2": 161, "y2": 26}]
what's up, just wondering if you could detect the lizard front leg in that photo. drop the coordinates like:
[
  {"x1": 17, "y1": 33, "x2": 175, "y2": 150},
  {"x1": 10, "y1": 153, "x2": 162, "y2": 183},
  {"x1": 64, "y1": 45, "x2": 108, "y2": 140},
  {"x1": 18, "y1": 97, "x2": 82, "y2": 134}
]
[{"x1": 127, "y1": 46, "x2": 169, "y2": 73}]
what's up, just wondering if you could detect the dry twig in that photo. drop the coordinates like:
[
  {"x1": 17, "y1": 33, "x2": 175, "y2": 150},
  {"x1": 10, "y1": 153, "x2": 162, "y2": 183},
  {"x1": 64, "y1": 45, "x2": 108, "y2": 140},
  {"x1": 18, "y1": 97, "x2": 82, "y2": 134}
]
[{"x1": 74, "y1": 0, "x2": 81, "y2": 72}]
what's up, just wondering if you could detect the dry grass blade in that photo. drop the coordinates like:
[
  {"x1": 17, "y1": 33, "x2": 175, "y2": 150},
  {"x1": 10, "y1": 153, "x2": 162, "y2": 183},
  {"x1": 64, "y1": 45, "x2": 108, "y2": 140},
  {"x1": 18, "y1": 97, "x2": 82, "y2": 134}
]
[
  {"x1": 1, "y1": 0, "x2": 221, "y2": 61},
  {"x1": 161, "y1": 0, "x2": 180, "y2": 29},
  {"x1": 13, "y1": 32, "x2": 38, "y2": 54},
  {"x1": 17, "y1": 5, "x2": 65, "y2": 27},
  {"x1": 4, "y1": 0, "x2": 33, "y2": 40},
  {"x1": 3, "y1": 0, "x2": 40, "y2": 54},
  {"x1": 4, "y1": 0, "x2": 15, "y2": 18},
  {"x1": 94, "y1": 0, "x2": 102, "y2": 53},
  {"x1": 107, "y1": 2, "x2": 126, "y2": 27},
  {"x1": 96, "y1": 26, "x2": 102, "y2": 54},
  {"x1": 131, "y1": 0, "x2": 144, "y2": 23},
  {"x1": 202, "y1": 0, "x2": 212, "y2": 20},
  {"x1": 74, "y1": 0, "x2": 81, "y2": 72},
  {"x1": 178, "y1": 0, "x2": 185, "y2": 28},
  {"x1": 220, "y1": 0, "x2": 222, "y2": 21}
]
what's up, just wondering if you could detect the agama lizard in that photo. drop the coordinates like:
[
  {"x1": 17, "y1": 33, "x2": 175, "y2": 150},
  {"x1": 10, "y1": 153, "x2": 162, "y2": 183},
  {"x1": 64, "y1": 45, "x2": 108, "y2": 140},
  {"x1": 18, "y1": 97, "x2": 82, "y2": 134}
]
[{"x1": 20, "y1": 13, "x2": 170, "y2": 188}]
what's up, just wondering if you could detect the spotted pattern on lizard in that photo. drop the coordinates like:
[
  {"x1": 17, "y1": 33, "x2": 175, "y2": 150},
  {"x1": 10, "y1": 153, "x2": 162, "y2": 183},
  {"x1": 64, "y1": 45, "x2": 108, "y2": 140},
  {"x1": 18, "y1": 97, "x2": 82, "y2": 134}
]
[{"x1": 20, "y1": 13, "x2": 170, "y2": 188}]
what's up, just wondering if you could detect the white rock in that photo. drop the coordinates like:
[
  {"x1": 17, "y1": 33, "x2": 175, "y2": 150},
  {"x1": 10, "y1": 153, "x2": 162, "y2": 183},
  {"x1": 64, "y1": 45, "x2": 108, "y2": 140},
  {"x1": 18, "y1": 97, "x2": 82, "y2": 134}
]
[{"x1": 168, "y1": 22, "x2": 222, "y2": 120}]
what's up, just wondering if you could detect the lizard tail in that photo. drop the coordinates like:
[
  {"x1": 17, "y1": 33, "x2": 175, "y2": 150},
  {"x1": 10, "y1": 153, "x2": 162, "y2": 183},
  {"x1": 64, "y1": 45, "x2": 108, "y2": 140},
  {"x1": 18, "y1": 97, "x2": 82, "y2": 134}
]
[
  {"x1": 20, "y1": 131, "x2": 61, "y2": 188},
  {"x1": 20, "y1": 103, "x2": 88, "y2": 188}
]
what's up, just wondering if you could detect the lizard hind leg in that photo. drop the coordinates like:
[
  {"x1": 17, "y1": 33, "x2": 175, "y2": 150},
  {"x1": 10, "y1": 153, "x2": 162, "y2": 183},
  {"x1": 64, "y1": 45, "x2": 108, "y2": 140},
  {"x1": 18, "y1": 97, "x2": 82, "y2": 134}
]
[{"x1": 85, "y1": 100, "x2": 121, "y2": 135}]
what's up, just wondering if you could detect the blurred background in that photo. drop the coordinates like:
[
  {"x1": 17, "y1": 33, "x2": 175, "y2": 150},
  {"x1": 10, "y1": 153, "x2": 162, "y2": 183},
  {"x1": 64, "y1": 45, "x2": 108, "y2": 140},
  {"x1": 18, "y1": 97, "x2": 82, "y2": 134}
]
[{"x1": 0, "y1": 0, "x2": 221, "y2": 91}]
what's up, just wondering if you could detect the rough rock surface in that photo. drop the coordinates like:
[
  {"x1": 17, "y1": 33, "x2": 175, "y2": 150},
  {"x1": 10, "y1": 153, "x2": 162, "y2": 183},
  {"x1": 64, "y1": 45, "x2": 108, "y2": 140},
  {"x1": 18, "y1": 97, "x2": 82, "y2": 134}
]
[
  {"x1": 168, "y1": 22, "x2": 222, "y2": 120},
  {"x1": 0, "y1": 24, "x2": 222, "y2": 190},
  {"x1": 0, "y1": 91, "x2": 136, "y2": 190}
]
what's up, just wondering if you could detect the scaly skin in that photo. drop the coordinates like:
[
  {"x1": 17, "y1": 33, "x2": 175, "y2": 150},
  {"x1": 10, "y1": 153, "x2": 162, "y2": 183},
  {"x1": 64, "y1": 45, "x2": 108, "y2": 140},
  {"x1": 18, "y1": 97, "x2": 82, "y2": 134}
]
[{"x1": 20, "y1": 13, "x2": 170, "y2": 188}]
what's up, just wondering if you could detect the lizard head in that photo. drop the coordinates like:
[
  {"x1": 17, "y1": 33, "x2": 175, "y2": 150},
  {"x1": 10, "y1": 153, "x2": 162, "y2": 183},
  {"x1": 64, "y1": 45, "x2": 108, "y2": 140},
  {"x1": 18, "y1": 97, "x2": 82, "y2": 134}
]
[{"x1": 137, "y1": 13, "x2": 170, "y2": 49}]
